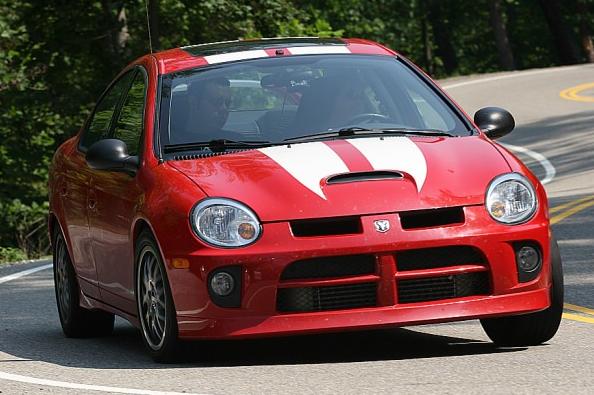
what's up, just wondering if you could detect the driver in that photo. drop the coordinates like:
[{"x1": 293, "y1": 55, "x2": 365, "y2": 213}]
[{"x1": 186, "y1": 77, "x2": 241, "y2": 140}]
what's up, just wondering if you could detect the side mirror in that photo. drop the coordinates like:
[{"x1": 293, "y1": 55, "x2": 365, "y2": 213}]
[
  {"x1": 474, "y1": 107, "x2": 515, "y2": 140},
  {"x1": 86, "y1": 139, "x2": 139, "y2": 175}
]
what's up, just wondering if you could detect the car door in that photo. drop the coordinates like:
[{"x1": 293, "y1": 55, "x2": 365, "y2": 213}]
[
  {"x1": 64, "y1": 71, "x2": 135, "y2": 299},
  {"x1": 89, "y1": 68, "x2": 146, "y2": 314}
]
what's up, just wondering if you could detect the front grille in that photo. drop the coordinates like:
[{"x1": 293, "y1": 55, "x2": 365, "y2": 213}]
[
  {"x1": 399, "y1": 207, "x2": 464, "y2": 230},
  {"x1": 277, "y1": 282, "x2": 377, "y2": 312},
  {"x1": 281, "y1": 255, "x2": 376, "y2": 280},
  {"x1": 397, "y1": 272, "x2": 490, "y2": 303},
  {"x1": 290, "y1": 216, "x2": 362, "y2": 237},
  {"x1": 396, "y1": 246, "x2": 485, "y2": 271}
]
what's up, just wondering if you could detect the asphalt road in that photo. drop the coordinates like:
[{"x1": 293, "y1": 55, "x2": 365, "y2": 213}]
[{"x1": 2, "y1": 64, "x2": 594, "y2": 394}]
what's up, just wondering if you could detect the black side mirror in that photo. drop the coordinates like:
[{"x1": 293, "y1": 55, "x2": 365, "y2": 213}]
[
  {"x1": 474, "y1": 107, "x2": 515, "y2": 140},
  {"x1": 86, "y1": 139, "x2": 139, "y2": 175}
]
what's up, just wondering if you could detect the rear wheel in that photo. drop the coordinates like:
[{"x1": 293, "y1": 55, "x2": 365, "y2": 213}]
[
  {"x1": 480, "y1": 237, "x2": 563, "y2": 346},
  {"x1": 53, "y1": 229, "x2": 114, "y2": 337},
  {"x1": 135, "y1": 230, "x2": 180, "y2": 362}
]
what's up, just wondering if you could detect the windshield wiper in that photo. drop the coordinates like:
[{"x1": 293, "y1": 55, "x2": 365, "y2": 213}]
[
  {"x1": 163, "y1": 139, "x2": 273, "y2": 153},
  {"x1": 283, "y1": 127, "x2": 456, "y2": 143}
]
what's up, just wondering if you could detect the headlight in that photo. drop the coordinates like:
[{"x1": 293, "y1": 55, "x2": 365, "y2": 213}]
[
  {"x1": 486, "y1": 173, "x2": 537, "y2": 224},
  {"x1": 191, "y1": 198, "x2": 261, "y2": 247}
]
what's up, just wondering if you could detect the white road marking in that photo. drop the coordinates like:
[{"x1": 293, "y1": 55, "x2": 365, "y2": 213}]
[
  {"x1": 347, "y1": 137, "x2": 427, "y2": 192},
  {"x1": 501, "y1": 143, "x2": 556, "y2": 185},
  {"x1": 286, "y1": 46, "x2": 350, "y2": 55},
  {"x1": 204, "y1": 49, "x2": 268, "y2": 64},
  {"x1": 0, "y1": 371, "x2": 205, "y2": 395},
  {"x1": 0, "y1": 263, "x2": 52, "y2": 285},
  {"x1": 441, "y1": 65, "x2": 583, "y2": 90}
]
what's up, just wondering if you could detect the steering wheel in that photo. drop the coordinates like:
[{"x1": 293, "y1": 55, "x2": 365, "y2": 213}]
[{"x1": 345, "y1": 113, "x2": 392, "y2": 125}]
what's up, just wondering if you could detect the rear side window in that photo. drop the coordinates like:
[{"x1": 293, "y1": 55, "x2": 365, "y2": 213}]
[
  {"x1": 112, "y1": 72, "x2": 146, "y2": 156},
  {"x1": 80, "y1": 71, "x2": 134, "y2": 150}
]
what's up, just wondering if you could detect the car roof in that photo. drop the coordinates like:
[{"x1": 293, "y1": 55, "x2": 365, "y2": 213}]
[{"x1": 152, "y1": 37, "x2": 397, "y2": 74}]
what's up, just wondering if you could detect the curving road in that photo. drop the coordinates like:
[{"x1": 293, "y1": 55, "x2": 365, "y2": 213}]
[{"x1": 2, "y1": 64, "x2": 594, "y2": 394}]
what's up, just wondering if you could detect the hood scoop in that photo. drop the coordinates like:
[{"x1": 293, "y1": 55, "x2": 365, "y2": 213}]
[{"x1": 326, "y1": 170, "x2": 403, "y2": 185}]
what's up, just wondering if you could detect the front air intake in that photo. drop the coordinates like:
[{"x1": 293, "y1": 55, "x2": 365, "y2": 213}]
[
  {"x1": 281, "y1": 254, "x2": 376, "y2": 280},
  {"x1": 399, "y1": 207, "x2": 465, "y2": 230},
  {"x1": 290, "y1": 216, "x2": 362, "y2": 237}
]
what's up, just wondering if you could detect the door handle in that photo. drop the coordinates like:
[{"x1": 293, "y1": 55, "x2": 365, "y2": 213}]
[{"x1": 88, "y1": 189, "x2": 97, "y2": 210}]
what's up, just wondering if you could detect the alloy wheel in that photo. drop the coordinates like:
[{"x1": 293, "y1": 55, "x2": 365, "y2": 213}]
[
  {"x1": 137, "y1": 247, "x2": 167, "y2": 350},
  {"x1": 54, "y1": 236, "x2": 71, "y2": 321}
]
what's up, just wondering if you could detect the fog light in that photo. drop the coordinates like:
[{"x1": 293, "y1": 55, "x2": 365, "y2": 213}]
[
  {"x1": 517, "y1": 246, "x2": 540, "y2": 272},
  {"x1": 210, "y1": 272, "x2": 235, "y2": 296}
]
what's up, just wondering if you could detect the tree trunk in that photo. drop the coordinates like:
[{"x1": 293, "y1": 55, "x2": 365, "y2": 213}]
[
  {"x1": 577, "y1": 1, "x2": 594, "y2": 63},
  {"x1": 99, "y1": 0, "x2": 129, "y2": 66},
  {"x1": 426, "y1": 0, "x2": 458, "y2": 74},
  {"x1": 538, "y1": 0, "x2": 581, "y2": 64},
  {"x1": 420, "y1": 0, "x2": 434, "y2": 75},
  {"x1": 148, "y1": 0, "x2": 160, "y2": 51},
  {"x1": 488, "y1": 0, "x2": 516, "y2": 70}
]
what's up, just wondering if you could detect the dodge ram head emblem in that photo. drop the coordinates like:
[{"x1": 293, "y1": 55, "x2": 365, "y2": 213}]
[{"x1": 374, "y1": 220, "x2": 390, "y2": 233}]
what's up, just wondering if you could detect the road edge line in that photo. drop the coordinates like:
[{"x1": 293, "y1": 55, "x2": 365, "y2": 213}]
[
  {"x1": 0, "y1": 371, "x2": 206, "y2": 395},
  {"x1": 0, "y1": 264, "x2": 52, "y2": 285},
  {"x1": 441, "y1": 65, "x2": 585, "y2": 90}
]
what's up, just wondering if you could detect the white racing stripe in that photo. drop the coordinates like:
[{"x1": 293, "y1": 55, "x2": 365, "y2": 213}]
[
  {"x1": 0, "y1": 371, "x2": 206, "y2": 395},
  {"x1": 259, "y1": 142, "x2": 349, "y2": 199},
  {"x1": 347, "y1": 137, "x2": 427, "y2": 192},
  {"x1": 0, "y1": 263, "x2": 52, "y2": 285},
  {"x1": 204, "y1": 49, "x2": 268, "y2": 64},
  {"x1": 501, "y1": 143, "x2": 556, "y2": 185},
  {"x1": 286, "y1": 46, "x2": 350, "y2": 55}
]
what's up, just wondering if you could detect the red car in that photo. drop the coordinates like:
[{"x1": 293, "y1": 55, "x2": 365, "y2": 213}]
[{"x1": 49, "y1": 38, "x2": 563, "y2": 362}]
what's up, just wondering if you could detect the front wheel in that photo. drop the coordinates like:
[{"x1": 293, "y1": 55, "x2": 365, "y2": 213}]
[
  {"x1": 480, "y1": 237, "x2": 564, "y2": 346},
  {"x1": 136, "y1": 230, "x2": 181, "y2": 362}
]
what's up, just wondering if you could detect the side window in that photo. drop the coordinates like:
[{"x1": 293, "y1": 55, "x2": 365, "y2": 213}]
[
  {"x1": 112, "y1": 72, "x2": 146, "y2": 156},
  {"x1": 81, "y1": 72, "x2": 134, "y2": 150}
]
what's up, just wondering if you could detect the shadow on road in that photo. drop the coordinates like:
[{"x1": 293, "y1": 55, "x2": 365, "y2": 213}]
[{"x1": 0, "y1": 316, "x2": 527, "y2": 369}]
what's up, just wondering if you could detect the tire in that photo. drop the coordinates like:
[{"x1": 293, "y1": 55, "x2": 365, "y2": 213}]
[
  {"x1": 480, "y1": 237, "x2": 564, "y2": 346},
  {"x1": 53, "y1": 228, "x2": 114, "y2": 337},
  {"x1": 135, "y1": 229, "x2": 181, "y2": 363}
]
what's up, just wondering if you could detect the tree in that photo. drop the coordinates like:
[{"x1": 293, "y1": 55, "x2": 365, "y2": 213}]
[
  {"x1": 538, "y1": 0, "x2": 581, "y2": 64},
  {"x1": 488, "y1": 0, "x2": 516, "y2": 70},
  {"x1": 577, "y1": 0, "x2": 594, "y2": 62}
]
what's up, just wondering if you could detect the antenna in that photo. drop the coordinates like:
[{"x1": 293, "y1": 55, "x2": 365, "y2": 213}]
[{"x1": 145, "y1": 0, "x2": 153, "y2": 53}]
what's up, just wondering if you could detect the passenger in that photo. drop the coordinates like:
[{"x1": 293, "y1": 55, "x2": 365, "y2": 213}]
[
  {"x1": 325, "y1": 81, "x2": 367, "y2": 128},
  {"x1": 291, "y1": 73, "x2": 368, "y2": 135}
]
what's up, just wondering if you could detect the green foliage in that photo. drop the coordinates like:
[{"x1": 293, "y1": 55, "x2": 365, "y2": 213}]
[
  {"x1": 0, "y1": 0, "x2": 592, "y2": 259},
  {"x1": 0, "y1": 199, "x2": 50, "y2": 259},
  {"x1": 0, "y1": 247, "x2": 28, "y2": 264}
]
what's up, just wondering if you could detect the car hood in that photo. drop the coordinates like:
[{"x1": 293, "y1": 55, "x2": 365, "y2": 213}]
[{"x1": 170, "y1": 136, "x2": 511, "y2": 222}]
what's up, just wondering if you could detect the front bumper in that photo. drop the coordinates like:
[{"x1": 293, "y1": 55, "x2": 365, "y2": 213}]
[{"x1": 166, "y1": 205, "x2": 552, "y2": 339}]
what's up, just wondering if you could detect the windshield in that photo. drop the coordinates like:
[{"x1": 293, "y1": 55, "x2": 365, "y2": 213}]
[{"x1": 159, "y1": 55, "x2": 470, "y2": 148}]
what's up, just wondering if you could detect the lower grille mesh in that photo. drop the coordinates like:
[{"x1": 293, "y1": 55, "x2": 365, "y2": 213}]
[
  {"x1": 397, "y1": 272, "x2": 490, "y2": 303},
  {"x1": 277, "y1": 282, "x2": 377, "y2": 312}
]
